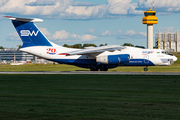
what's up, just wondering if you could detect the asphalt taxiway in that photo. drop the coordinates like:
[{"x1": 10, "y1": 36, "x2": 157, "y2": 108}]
[{"x1": 0, "y1": 71, "x2": 179, "y2": 75}]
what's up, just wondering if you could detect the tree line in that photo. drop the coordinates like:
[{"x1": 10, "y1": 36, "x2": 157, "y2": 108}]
[
  {"x1": 0, "y1": 46, "x2": 3, "y2": 49},
  {"x1": 122, "y1": 43, "x2": 145, "y2": 49},
  {"x1": 63, "y1": 43, "x2": 145, "y2": 49},
  {"x1": 63, "y1": 43, "x2": 108, "y2": 49},
  {"x1": 0, "y1": 45, "x2": 22, "y2": 49}
]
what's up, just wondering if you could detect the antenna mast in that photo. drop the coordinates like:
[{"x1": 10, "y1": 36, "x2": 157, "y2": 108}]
[{"x1": 153, "y1": 1, "x2": 155, "y2": 11}]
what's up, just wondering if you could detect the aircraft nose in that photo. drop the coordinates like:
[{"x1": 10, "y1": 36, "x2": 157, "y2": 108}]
[{"x1": 173, "y1": 55, "x2": 178, "y2": 62}]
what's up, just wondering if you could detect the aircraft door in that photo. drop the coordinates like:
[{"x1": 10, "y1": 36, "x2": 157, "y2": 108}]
[{"x1": 144, "y1": 55, "x2": 149, "y2": 64}]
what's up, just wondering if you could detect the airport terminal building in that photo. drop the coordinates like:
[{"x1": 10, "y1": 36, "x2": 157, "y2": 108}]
[
  {"x1": 155, "y1": 31, "x2": 180, "y2": 52},
  {"x1": 0, "y1": 49, "x2": 34, "y2": 63},
  {"x1": 0, "y1": 48, "x2": 52, "y2": 64}
]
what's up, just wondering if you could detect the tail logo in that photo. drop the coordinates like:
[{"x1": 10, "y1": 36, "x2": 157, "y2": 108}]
[
  {"x1": 46, "y1": 48, "x2": 56, "y2": 55},
  {"x1": 20, "y1": 30, "x2": 39, "y2": 36}
]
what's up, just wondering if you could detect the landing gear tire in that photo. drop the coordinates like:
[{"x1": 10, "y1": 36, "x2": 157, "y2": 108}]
[
  {"x1": 144, "y1": 67, "x2": 148, "y2": 71},
  {"x1": 90, "y1": 68, "x2": 99, "y2": 71},
  {"x1": 100, "y1": 68, "x2": 108, "y2": 71}
]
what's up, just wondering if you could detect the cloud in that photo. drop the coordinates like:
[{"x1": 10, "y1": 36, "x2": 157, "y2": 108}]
[
  {"x1": 125, "y1": 30, "x2": 136, "y2": 35},
  {"x1": 0, "y1": 14, "x2": 6, "y2": 20},
  {"x1": 26, "y1": 0, "x2": 56, "y2": 6},
  {"x1": 0, "y1": 0, "x2": 144, "y2": 20},
  {"x1": 80, "y1": 34, "x2": 97, "y2": 41},
  {"x1": 40, "y1": 28, "x2": 52, "y2": 38},
  {"x1": 129, "y1": 3, "x2": 143, "y2": 14},
  {"x1": 138, "y1": 0, "x2": 180, "y2": 13},
  {"x1": 0, "y1": 0, "x2": 72, "y2": 16},
  {"x1": 52, "y1": 30, "x2": 70, "y2": 40},
  {"x1": 139, "y1": 32, "x2": 147, "y2": 37},
  {"x1": 6, "y1": 32, "x2": 20, "y2": 41},
  {"x1": 87, "y1": 28, "x2": 96, "y2": 33},
  {"x1": 1, "y1": 0, "x2": 180, "y2": 20},
  {"x1": 156, "y1": 27, "x2": 174, "y2": 32},
  {"x1": 43, "y1": 29, "x2": 98, "y2": 42},
  {"x1": 72, "y1": 1, "x2": 98, "y2": 6},
  {"x1": 65, "y1": 5, "x2": 107, "y2": 19},
  {"x1": 117, "y1": 30, "x2": 122, "y2": 33},
  {"x1": 99, "y1": 29, "x2": 146, "y2": 39},
  {"x1": 138, "y1": 0, "x2": 180, "y2": 8},
  {"x1": 101, "y1": 30, "x2": 112, "y2": 36},
  {"x1": 118, "y1": 30, "x2": 146, "y2": 39},
  {"x1": 107, "y1": 0, "x2": 131, "y2": 15},
  {"x1": 65, "y1": 0, "x2": 144, "y2": 19}
]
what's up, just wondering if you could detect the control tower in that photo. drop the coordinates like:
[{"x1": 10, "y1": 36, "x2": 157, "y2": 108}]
[{"x1": 142, "y1": 2, "x2": 158, "y2": 49}]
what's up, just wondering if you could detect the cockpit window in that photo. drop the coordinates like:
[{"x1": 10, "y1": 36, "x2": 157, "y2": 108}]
[
  {"x1": 162, "y1": 51, "x2": 165, "y2": 54},
  {"x1": 161, "y1": 51, "x2": 173, "y2": 56}
]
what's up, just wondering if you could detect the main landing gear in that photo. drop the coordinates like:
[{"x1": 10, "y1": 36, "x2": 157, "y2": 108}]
[
  {"x1": 100, "y1": 68, "x2": 108, "y2": 71},
  {"x1": 90, "y1": 68, "x2": 108, "y2": 71},
  {"x1": 90, "y1": 67, "x2": 98, "y2": 71},
  {"x1": 144, "y1": 66, "x2": 148, "y2": 71},
  {"x1": 90, "y1": 65, "x2": 108, "y2": 71}
]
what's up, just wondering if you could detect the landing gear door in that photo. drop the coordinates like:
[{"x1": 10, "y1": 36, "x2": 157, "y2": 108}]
[{"x1": 144, "y1": 55, "x2": 149, "y2": 64}]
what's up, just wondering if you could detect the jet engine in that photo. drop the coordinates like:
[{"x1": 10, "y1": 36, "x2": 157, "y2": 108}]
[{"x1": 96, "y1": 54, "x2": 130, "y2": 64}]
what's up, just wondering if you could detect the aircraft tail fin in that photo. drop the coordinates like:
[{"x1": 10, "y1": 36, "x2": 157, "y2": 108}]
[{"x1": 5, "y1": 16, "x2": 52, "y2": 48}]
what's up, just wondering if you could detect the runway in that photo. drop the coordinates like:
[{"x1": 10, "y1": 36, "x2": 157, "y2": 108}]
[{"x1": 0, "y1": 71, "x2": 180, "y2": 75}]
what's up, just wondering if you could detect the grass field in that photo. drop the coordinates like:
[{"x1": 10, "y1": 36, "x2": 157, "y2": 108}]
[
  {"x1": 0, "y1": 74, "x2": 180, "y2": 120},
  {"x1": 0, "y1": 53, "x2": 179, "y2": 72}
]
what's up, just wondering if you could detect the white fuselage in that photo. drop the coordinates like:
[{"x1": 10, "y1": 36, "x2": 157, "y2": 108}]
[{"x1": 20, "y1": 46, "x2": 177, "y2": 67}]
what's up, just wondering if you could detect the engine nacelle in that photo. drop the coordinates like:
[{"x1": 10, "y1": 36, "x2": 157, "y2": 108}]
[{"x1": 96, "y1": 54, "x2": 130, "y2": 64}]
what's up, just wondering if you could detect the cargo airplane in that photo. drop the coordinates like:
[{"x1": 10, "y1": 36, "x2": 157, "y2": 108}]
[{"x1": 5, "y1": 16, "x2": 177, "y2": 71}]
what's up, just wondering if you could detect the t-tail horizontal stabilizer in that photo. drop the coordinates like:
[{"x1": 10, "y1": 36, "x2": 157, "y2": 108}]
[{"x1": 4, "y1": 16, "x2": 43, "y2": 22}]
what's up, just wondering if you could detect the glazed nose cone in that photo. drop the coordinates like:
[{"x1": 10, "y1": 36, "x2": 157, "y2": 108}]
[{"x1": 173, "y1": 56, "x2": 178, "y2": 62}]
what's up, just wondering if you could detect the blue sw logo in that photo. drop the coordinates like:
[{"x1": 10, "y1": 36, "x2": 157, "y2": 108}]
[{"x1": 20, "y1": 30, "x2": 39, "y2": 36}]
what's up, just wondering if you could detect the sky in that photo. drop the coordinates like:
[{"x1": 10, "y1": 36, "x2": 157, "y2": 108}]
[{"x1": 0, "y1": 0, "x2": 180, "y2": 48}]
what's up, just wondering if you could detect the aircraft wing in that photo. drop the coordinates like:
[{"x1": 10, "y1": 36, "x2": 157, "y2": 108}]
[{"x1": 66, "y1": 45, "x2": 125, "y2": 56}]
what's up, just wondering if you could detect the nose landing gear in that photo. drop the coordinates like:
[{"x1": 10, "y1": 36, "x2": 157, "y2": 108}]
[{"x1": 144, "y1": 66, "x2": 148, "y2": 71}]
